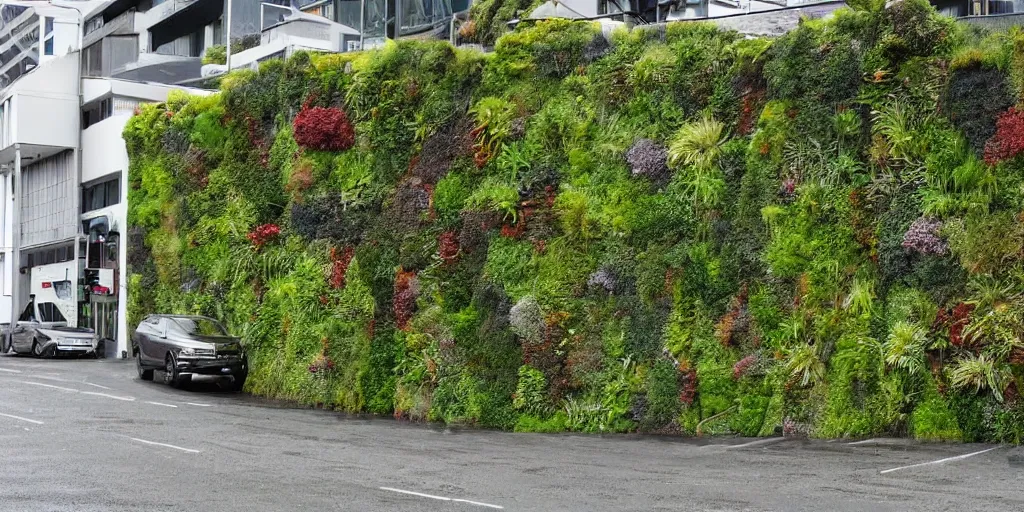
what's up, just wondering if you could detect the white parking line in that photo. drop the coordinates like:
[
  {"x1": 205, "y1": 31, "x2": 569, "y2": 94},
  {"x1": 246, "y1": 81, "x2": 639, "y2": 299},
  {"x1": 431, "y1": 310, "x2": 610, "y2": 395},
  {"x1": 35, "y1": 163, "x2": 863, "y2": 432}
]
[
  {"x1": 84, "y1": 382, "x2": 113, "y2": 390},
  {"x1": 724, "y1": 437, "x2": 786, "y2": 450},
  {"x1": 453, "y1": 499, "x2": 505, "y2": 509},
  {"x1": 0, "y1": 412, "x2": 43, "y2": 425},
  {"x1": 185, "y1": 402, "x2": 212, "y2": 407},
  {"x1": 848, "y1": 438, "x2": 880, "y2": 446},
  {"x1": 379, "y1": 487, "x2": 503, "y2": 509},
  {"x1": 20, "y1": 381, "x2": 78, "y2": 392},
  {"x1": 146, "y1": 401, "x2": 178, "y2": 408},
  {"x1": 880, "y1": 447, "x2": 1003, "y2": 475},
  {"x1": 0, "y1": 368, "x2": 22, "y2": 373},
  {"x1": 129, "y1": 438, "x2": 201, "y2": 454},
  {"x1": 82, "y1": 391, "x2": 134, "y2": 402}
]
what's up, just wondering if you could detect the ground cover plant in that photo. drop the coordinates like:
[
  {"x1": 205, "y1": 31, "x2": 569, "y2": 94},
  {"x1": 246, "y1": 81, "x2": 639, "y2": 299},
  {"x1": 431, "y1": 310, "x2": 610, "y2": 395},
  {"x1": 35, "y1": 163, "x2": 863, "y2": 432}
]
[{"x1": 126, "y1": 2, "x2": 1024, "y2": 441}]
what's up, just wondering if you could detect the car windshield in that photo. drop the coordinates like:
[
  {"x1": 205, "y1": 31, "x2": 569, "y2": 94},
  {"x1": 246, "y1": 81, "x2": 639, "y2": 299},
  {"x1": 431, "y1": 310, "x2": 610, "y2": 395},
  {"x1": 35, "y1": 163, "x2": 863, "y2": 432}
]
[{"x1": 170, "y1": 317, "x2": 228, "y2": 337}]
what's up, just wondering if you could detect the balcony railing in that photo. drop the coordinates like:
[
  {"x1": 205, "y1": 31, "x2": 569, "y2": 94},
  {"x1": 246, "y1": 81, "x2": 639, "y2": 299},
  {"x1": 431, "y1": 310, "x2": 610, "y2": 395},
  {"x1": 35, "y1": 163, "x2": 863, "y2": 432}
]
[{"x1": 83, "y1": 8, "x2": 136, "y2": 48}]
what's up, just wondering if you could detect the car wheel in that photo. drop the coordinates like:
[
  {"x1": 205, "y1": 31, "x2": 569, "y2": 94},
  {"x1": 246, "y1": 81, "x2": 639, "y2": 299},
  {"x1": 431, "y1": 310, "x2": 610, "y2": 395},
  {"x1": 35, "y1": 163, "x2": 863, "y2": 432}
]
[
  {"x1": 229, "y1": 370, "x2": 247, "y2": 393},
  {"x1": 137, "y1": 352, "x2": 154, "y2": 381},
  {"x1": 31, "y1": 340, "x2": 51, "y2": 359},
  {"x1": 164, "y1": 353, "x2": 191, "y2": 389}
]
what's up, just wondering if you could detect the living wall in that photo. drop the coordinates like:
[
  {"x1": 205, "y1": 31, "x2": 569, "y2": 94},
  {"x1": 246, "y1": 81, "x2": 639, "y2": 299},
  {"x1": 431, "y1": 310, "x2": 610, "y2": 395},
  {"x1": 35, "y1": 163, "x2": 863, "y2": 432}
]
[{"x1": 126, "y1": 0, "x2": 1024, "y2": 441}]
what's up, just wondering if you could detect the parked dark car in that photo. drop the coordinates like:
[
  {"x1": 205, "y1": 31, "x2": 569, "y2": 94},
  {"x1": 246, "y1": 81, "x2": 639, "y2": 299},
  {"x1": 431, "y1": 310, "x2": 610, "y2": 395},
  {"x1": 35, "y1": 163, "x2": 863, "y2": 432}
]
[{"x1": 132, "y1": 315, "x2": 247, "y2": 391}]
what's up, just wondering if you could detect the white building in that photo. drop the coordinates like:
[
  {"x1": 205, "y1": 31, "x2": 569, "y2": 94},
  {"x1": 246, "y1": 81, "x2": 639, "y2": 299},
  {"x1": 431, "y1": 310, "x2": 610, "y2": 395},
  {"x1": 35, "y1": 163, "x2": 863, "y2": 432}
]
[{"x1": 0, "y1": 0, "x2": 209, "y2": 359}]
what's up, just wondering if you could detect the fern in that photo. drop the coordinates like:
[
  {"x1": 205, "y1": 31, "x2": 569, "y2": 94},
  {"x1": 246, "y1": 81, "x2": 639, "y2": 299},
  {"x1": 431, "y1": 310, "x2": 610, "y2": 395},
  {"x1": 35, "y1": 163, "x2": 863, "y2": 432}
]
[{"x1": 883, "y1": 321, "x2": 928, "y2": 378}]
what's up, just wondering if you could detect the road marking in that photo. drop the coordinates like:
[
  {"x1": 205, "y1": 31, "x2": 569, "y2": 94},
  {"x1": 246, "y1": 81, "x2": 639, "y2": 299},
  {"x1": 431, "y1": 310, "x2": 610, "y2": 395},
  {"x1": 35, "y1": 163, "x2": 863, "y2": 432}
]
[
  {"x1": 724, "y1": 437, "x2": 786, "y2": 450},
  {"x1": 20, "y1": 381, "x2": 78, "y2": 392},
  {"x1": 146, "y1": 401, "x2": 178, "y2": 408},
  {"x1": 82, "y1": 391, "x2": 134, "y2": 401},
  {"x1": 185, "y1": 402, "x2": 212, "y2": 407},
  {"x1": 379, "y1": 487, "x2": 503, "y2": 509},
  {"x1": 0, "y1": 368, "x2": 21, "y2": 373},
  {"x1": 452, "y1": 499, "x2": 505, "y2": 509},
  {"x1": 849, "y1": 438, "x2": 880, "y2": 446},
  {"x1": 0, "y1": 412, "x2": 43, "y2": 425},
  {"x1": 880, "y1": 447, "x2": 1003, "y2": 475},
  {"x1": 84, "y1": 382, "x2": 113, "y2": 390},
  {"x1": 129, "y1": 437, "x2": 201, "y2": 454}
]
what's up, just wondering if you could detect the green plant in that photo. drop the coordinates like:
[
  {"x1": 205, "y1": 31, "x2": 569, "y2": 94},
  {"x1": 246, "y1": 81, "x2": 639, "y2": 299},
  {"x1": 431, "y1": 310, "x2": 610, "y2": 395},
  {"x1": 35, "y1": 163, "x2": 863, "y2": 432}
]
[
  {"x1": 883, "y1": 321, "x2": 928, "y2": 378},
  {"x1": 203, "y1": 45, "x2": 226, "y2": 65},
  {"x1": 786, "y1": 344, "x2": 825, "y2": 388},
  {"x1": 513, "y1": 365, "x2": 550, "y2": 415},
  {"x1": 668, "y1": 115, "x2": 728, "y2": 171},
  {"x1": 949, "y1": 354, "x2": 1008, "y2": 402}
]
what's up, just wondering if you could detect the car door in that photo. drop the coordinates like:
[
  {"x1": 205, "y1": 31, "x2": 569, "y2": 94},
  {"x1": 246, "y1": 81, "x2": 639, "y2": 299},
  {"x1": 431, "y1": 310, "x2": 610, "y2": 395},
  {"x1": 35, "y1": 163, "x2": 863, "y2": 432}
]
[
  {"x1": 11, "y1": 302, "x2": 37, "y2": 353},
  {"x1": 137, "y1": 317, "x2": 162, "y2": 365},
  {"x1": 149, "y1": 317, "x2": 173, "y2": 364}
]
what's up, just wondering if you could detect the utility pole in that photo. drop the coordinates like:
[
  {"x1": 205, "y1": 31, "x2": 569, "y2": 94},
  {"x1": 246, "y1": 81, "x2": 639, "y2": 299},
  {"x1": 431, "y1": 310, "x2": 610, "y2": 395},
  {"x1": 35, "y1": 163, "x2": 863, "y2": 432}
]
[{"x1": 224, "y1": 0, "x2": 233, "y2": 71}]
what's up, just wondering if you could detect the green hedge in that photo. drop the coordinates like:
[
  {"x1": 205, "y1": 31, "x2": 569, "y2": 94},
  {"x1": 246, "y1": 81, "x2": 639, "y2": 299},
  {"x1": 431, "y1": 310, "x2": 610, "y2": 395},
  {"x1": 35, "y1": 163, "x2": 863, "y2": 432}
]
[{"x1": 126, "y1": 5, "x2": 1024, "y2": 441}]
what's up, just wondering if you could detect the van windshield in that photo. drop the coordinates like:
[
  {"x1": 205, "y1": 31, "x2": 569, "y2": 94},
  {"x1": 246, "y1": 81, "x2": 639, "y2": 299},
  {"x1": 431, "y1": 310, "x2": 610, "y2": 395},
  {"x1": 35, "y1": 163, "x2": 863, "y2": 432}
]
[{"x1": 170, "y1": 318, "x2": 228, "y2": 337}]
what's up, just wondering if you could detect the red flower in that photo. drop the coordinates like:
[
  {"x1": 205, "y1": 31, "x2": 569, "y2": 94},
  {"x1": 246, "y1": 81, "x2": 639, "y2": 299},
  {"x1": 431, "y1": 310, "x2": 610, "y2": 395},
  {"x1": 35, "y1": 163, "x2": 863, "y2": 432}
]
[
  {"x1": 984, "y1": 107, "x2": 1024, "y2": 165},
  {"x1": 293, "y1": 106, "x2": 355, "y2": 152},
  {"x1": 329, "y1": 247, "x2": 355, "y2": 289},
  {"x1": 733, "y1": 355, "x2": 756, "y2": 380},
  {"x1": 438, "y1": 231, "x2": 459, "y2": 263},
  {"x1": 247, "y1": 224, "x2": 281, "y2": 249}
]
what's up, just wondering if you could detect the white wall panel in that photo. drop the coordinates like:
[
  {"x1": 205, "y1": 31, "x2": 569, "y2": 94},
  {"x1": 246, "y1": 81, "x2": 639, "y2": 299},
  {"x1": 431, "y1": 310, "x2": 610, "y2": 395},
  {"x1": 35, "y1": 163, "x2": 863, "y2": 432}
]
[{"x1": 20, "y1": 150, "x2": 76, "y2": 248}]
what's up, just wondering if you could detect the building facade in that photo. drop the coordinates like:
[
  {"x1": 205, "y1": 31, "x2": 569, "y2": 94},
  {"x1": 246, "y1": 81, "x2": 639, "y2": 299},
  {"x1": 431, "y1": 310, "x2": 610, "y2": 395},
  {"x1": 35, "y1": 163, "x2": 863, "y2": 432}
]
[{"x1": 0, "y1": 0, "x2": 208, "y2": 359}]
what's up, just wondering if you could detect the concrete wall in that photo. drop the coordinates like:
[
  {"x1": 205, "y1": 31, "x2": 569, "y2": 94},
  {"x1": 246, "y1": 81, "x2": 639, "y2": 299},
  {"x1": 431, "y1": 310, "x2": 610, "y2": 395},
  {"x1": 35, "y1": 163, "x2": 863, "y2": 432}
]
[{"x1": 82, "y1": 114, "x2": 131, "y2": 184}]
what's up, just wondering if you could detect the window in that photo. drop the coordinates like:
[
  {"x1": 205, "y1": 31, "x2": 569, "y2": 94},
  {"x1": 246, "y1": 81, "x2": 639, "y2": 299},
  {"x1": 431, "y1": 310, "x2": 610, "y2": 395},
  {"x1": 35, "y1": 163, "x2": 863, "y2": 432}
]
[
  {"x1": 53, "y1": 281, "x2": 72, "y2": 301},
  {"x1": 19, "y1": 302, "x2": 34, "y2": 322},
  {"x1": 82, "y1": 41, "x2": 102, "y2": 76},
  {"x1": 84, "y1": 15, "x2": 103, "y2": 35},
  {"x1": 38, "y1": 303, "x2": 67, "y2": 323},
  {"x1": 82, "y1": 98, "x2": 113, "y2": 129},
  {"x1": 81, "y1": 177, "x2": 119, "y2": 213},
  {"x1": 43, "y1": 17, "x2": 54, "y2": 56}
]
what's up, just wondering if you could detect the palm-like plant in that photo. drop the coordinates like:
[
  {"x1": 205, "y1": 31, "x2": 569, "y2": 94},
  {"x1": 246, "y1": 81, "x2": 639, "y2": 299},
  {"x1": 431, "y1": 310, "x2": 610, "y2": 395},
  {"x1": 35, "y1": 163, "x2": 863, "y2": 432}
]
[
  {"x1": 668, "y1": 115, "x2": 727, "y2": 171},
  {"x1": 949, "y1": 353, "x2": 1007, "y2": 402},
  {"x1": 883, "y1": 321, "x2": 928, "y2": 377},
  {"x1": 964, "y1": 304, "x2": 1024, "y2": 360},
  {"x1": 843, "y1": 277, "x2": 875, "y2": 316},
  {"x1": 872, "y1": 98, "x2": 929, "y2": 164},
  {"x1": 786, "y1": 343, "x2": 826, "y2": 387}
]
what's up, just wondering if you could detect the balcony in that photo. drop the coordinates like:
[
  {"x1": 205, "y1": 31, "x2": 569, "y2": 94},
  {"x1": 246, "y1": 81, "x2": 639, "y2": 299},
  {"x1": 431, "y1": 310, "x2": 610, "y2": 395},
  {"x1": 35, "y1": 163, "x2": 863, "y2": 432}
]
[
  {"x1": 0, "y1": 53, "x2": 80, "y2": 167},
  {"x1": 141, "y1": 0, "x2": 222, "y2": 50},
  {"x1": 83, "y1": 8, "x2": 138, "y2": 48}
]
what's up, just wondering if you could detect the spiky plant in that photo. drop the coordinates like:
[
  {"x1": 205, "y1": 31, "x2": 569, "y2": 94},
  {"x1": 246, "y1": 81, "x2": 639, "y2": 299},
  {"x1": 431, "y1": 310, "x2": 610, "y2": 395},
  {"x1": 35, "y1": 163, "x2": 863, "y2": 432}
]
[
  {"x1": 843, "y1": 277, "x2": 875, "y2": 316},
  {"x1": 786, "y1": 344, "x2": 825, "y2": 387},
  {"x1": 883, "y1": 321, "x2": 929, "y2": 378},
  {"x1": 949, "y1": 353, "x2": 1007, "y2": 402},
  {"x1": 667, "y1": 115, "x2": 727, "y2": 171}
]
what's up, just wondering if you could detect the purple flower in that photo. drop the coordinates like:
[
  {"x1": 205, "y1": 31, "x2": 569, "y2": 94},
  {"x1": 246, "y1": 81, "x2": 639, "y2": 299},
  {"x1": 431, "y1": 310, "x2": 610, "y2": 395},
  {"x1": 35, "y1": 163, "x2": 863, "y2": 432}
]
[
  {"x1": 625, "y1": 139, "x2": 669, "y2": 183},
  {"x1": 587, "y1": 266, "x2": 618, "y2": 293},
  {"x1": 902, "y1": 217, "x2": 948, "y2": 256}
]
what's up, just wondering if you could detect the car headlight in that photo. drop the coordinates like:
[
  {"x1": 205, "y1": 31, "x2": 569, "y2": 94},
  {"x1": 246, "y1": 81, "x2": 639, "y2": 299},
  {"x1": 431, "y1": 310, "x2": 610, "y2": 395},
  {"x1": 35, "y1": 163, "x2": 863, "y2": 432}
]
[{"x1": 179, "y1": 347, "x2": 215, "y2": 357}]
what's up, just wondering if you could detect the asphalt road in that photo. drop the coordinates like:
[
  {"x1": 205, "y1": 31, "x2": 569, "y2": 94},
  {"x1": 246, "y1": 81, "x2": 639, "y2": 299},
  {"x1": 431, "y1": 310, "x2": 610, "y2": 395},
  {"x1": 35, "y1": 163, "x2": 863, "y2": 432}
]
[{"x1": 0, "y1": 356, "x2": 1019, "y2": 512}]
